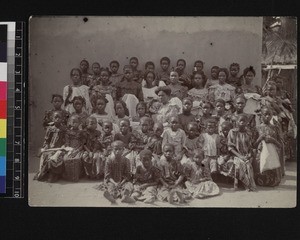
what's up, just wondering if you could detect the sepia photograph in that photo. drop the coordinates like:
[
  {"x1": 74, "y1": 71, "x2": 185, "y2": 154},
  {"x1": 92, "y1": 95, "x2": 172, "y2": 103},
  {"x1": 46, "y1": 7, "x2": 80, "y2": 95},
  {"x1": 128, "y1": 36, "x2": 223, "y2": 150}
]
[{"x1": 28, "y1": 16, "x2": 297, "y2": 207}]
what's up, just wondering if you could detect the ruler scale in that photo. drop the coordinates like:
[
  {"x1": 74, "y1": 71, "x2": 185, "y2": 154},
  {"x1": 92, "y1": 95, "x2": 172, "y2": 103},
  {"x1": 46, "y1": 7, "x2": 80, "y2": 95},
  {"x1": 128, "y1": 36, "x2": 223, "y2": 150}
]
[{"x1": 0, "y1": 22, "x2": 24, "y2": 198}]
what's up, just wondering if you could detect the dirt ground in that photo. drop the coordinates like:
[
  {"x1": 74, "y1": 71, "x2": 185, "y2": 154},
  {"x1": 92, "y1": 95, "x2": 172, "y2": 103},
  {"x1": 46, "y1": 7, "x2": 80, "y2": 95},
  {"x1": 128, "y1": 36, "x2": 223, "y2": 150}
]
[{"x1": 28, "y1": 154, "x2": 297, "y2": 208}]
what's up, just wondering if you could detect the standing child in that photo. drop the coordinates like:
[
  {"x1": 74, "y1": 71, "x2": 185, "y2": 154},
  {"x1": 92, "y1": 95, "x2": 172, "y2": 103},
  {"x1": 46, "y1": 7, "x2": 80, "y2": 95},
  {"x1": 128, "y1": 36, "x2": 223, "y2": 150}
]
[
  {"x1": 146, "y1": 122, "x2": 163, "y2": 160},
  {"x1": 142, "y1": 71, "x2": 160, "y2": 103},
  {"x1": 99, "y1": 120, "x2": 115, "y2": 157},
  {"x1": 213, "y1": 99, "x2": 227, "y2": 134},
  {"x1": 155, "y1": 144, "x2": 187, "y2": 204},
  {"x1": 162, "y1": 115, "x2": 187, "y2": 162},
  {"x1": 91, "y1": 62, "x2": 101, "y2": 86},
  {"x1": 227, "y1": 114, "x2": 256, "y2": 191},
  {"x1": 178, "y1": 97, "x2": 196, "y2": 130},
  {"x1": 205, "y1": 66, "x2": 219, "y2": 88},
  {"x1": 157, "y1": 57, "x2": 171, "y2": 85},
  {"x1": 195, "y1": 101, "x2": 214, "y2": 133},
  {"x1": 175, "y1": 59, "x2": 192, "y2": 89},
  {"x1": 227, "y1": 63, "x2": 241, "y2": 87},
  {"x1": 82, "y1": 116, "x2": 104, "y2": 179},
  {"x1": 182, "y1": 149, "x2": 220, "y2": 199},
  {"x1": 253, "y1": 107, "x2": 282, "y2": 186},
  {"x1": 63, "y1": 68, "x2": 92, "y2": 114},
  {"x1": 34, "y1": 111, "x2": 66, "y2": 182},
  {"x1": 183, "y1": 122, "x2": 201, "y2": 162},
  {"x1": 70, "y1": 96, "x2": 89, "y2": 130},
  {"x1": 131, "y1": 150, "x2": 161, "y2": 204},
  {"x1": 129, "y1": 57, "x2": 143, "y2": 83},
  {"x1": 80, "y1": 59, "x2": 93, "y2": 86},
  {"x1": 193, "y1": 60, "x2": 204, "y2": 73},
  {"x1": 144, "y1": 61, "x2": 155, "y2": 73},
  {"x1": 102, "y1": 140, "x2": 135, "y2": 204},
  {"x1": 43, "y1": 94, "x2": 69, "y2": 129},
  {"x1": 198, "y1": 118, "x2": 219, "y2": 177},
  {"x1": 109, "y1": 60, "x2": 123, "y2": 87},
  {"x1": 63, "y1": 115, "x2": 87, "y2": 182},
  {"x1": 91, "y1": 68, "x2": 116, "y2": 101}
]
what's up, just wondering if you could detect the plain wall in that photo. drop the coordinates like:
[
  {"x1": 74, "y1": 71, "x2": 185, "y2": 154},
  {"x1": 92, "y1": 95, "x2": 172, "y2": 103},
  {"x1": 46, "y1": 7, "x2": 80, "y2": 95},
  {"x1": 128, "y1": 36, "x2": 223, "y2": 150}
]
[{"x1": 29, "y1": 16, "x2": 263, "y2": 153}]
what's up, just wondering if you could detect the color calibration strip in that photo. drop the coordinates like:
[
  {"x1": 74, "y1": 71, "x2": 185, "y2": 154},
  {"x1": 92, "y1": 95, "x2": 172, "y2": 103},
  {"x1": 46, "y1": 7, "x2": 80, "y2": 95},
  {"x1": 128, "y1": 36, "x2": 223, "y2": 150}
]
[
  {"x1": 0, "y1": 24, "x2": 8, "y2": 194},
  {"x1": 0, "y1": 22, "x2": 24, "y2": 198}
]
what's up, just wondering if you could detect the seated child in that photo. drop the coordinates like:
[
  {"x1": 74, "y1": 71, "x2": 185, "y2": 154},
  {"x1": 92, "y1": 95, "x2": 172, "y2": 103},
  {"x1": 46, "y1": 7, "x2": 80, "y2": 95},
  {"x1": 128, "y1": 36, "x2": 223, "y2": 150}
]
[
  {"x1": 227, "y1": 114, "x2": 256, "y2": 191},
  {"x1": 182, "y1": 148, "x2": 220, "y2": 199},
  {"x1": 134, "y1": 116, "x2": 152, "y2": 152},
  {"x1": 188, "y1": 71, "x2": 208, "y2": 105},
  {"x1": 102, "y1": 140, "x2": 135, "y2": 204},
  {"x1": 227, "y1": 63, "x2": 241, "y2": 87},
  {"x1": 162, "y1": 115, "x2": 187, "y2": 162},
  {"x1": 70, "y1": 96, "x2": 89, "y2": 130},
  {"x1": 34, "y1": 111, "x2": 67, "y2": 182},
  {"x1": 109, "y1": 60, "x2": 123, "y2": 87},
  {"x1": 82, "y1": 116, "x2": 104, "y2": 179},
  {"x1": 131, "y1": 101, "x2": 151, "y2": 123},
  {"x1": 63, "y1": 115, "x2": 87, "y2": 182},
  {"x1": 205, "y1": 66, "x2": 219, "y2": 88},
  {"x1": 131, "y1": 150, "x2": 161, "y2": 204},
  {"x1": 155, "y1": 144, "x2": 187, "y2": 204},
  {"x1": 43, "y1": 94, "x2": 69, "y2": 129},
  {"x1": 80, "y1": 59, "x2": 93, "y2": 86},
  {"x1": 146, "y1": 122, "x2": 163, "y2": 160},
  {"x1": 168, "y1": 70, "x2": 188, "y2": 100},
  {"x1": 199, "y1": 118, "x2": 219, "y2": 176},
  {"x1": 156, "y1": 57, "x2": 171, "y2": 85},
  {"x1": 178, "y1": 97, "x2": 196, "y2": 130}
]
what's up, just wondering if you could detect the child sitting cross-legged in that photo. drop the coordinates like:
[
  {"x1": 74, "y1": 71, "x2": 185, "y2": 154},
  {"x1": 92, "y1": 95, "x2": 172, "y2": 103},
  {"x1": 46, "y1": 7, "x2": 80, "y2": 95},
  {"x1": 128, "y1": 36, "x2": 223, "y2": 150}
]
[
  {"x1": 102, "y1": 140, "x2": 135, "y2": 204},
  {"x1": 182, "y1": 148, "x2": 220, "y2": 199},
  {"x1": 131, "y1": 150, "x2": 161, "y2": 204}
]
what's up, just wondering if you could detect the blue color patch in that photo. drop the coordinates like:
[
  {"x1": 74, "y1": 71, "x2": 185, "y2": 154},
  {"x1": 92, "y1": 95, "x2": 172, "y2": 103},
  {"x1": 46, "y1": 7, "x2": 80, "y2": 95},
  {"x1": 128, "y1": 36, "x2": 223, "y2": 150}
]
[{"x1": 0, "y1": 156, "x2": 6, "y2": 176}]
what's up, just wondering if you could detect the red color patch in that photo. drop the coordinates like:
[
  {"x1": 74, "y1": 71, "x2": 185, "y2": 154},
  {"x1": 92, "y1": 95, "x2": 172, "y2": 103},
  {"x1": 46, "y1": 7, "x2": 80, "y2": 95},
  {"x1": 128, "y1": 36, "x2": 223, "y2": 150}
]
[{"x1": 0, "y1": 100, "x2": 7, "y2": 119}]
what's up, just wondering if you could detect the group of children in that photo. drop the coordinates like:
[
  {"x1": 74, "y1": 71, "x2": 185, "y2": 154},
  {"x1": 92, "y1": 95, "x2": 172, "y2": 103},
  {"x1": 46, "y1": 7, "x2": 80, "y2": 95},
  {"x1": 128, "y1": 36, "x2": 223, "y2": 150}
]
[{"x1": 34, "y1": 56, "x2": 297, "y2": 205}]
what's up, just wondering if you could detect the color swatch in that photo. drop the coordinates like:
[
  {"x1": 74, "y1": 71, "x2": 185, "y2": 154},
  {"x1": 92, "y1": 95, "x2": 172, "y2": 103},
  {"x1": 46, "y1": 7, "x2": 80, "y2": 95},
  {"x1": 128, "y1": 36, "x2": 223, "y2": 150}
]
[{"x1": 0, "y1": 24, "x2": 7, "y2": 193}]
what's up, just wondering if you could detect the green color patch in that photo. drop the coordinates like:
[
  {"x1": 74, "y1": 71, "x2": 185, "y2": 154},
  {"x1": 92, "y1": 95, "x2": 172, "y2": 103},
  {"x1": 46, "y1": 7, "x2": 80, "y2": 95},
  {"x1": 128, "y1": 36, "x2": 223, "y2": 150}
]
[{"x1": 0, "y1": 138, "x2": 6, "y2": 156}]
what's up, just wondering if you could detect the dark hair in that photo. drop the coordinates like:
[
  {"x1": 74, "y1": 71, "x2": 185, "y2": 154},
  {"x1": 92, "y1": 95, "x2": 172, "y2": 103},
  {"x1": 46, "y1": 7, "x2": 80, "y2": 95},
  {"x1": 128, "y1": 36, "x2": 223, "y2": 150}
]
[
  {"x1": 211, "y1": 66, "x2": 219, "y2": 71},
  {"x1": 80, "y1": 59, "x2": 89, "y2": 67},
  {"x1": 99, "y1": 67, "x2": 111, "y2": 77},
  {"x1": 243, "y1": 66, "x2": 256, "y2": 77},
  {"x1": 92, "y1": 62, "x2": 100, "y2": 68},
  {"x1": 129, "y1": 57, "x2": 139, "y2": 63},
  {"x1": 72, "y1": 96, "x2": 86, "y2": 106},
  {"x1": 237, "y1": 113, "x2": 249, "y2": 121},
  {"x1": 92, "y1": 95, "x2": 109, "y2": 107},
  {"x1": 206, "y1": 117, "x2": 218, "y2": 126},
  {"x1": 229, "y1": 63, "x2": 240, "y2": 70},
  {"x1": 136, "y1": 101, "x2": 147, "y2": 111},
  {"x1": 160, "y1": 57, "x2": 171, "y2": 65},
  {"x1": 109, "y1": 60, "x2": 120, "y2": 67},
  {"x1": 194, "y1": 60, "x2": 204, "y2": 67},
  {"x1": 201, "y1": 100, "x2": 214, "y2": 109},
  {"x1": 187, "y1": 121, "x2": 198, "y2": 129},
  {"x1": 217, "y1": 68, "x2": 229, "y2": 80},
  {"x1": 144, "y1": 70, "x2": 156, "y2": 80},
  {"x1": 155, "y1": 86, "x2": 172, "y2": 96},
  {"x1": 221, "y1": 120, "x2": 233, "y2": 129},
  {"x1": 176, "y1": 59, "x2": 186, "y2": 67},
  {"x1": 123, "y1": 65, "x2": 133, "y2": 71},
  {"x1": 192, "y1": 71, "x2": 207, "y2": 87},
  {"x1": 145, "y1": 61, "x2": 155, "y2": 69},
  {"x1": 163, "y1": 143, "x2": 175, "y2": 151},
  {"x1": 214, "y1": 98, "x2": 226, "y2": 107},
  {"x1": 51, "y1": 94, "x2": 63, "y2": 103},
  {"x1": 234, "y1": 94, "x2": 247, "y2": 103},
  {"x1": 119, "y1": 118, "x2": 130, "y2": 126},
  {"x1": 182, "y1": 96, "x2": 193, "y2": 104},
  {"x1": 114, "y1": 100, "x2": 129, "y2": 116},
  {"x1": 70, "y1": 68, "x2": 82, "y2": 78}
]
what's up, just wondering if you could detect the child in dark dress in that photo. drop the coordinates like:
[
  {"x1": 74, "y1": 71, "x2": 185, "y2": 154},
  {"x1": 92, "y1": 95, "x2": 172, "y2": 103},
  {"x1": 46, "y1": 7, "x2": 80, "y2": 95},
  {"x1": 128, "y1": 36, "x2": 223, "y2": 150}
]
[
  {"x1": 80, "y1": 59, "x2": 93, "y2": 86},
  {"x1": 156, "y1": 57, "x2": 171, "y2": 85},
  {"x1": 70, "y1": 96, "x2": 89, "y2": 130},
  {"x1": 129, "y1": 57, "x2": 143, "y2": 83},
  {"x1": 195, "y1": 100, "x2": 214, "y2": 133},
  {"x1": 175, "y1": 59, "x2": 192, "y2": 89},
  {"x1": 146, "y1": 122, "x2": 163, "y2": 160},
  {"x1": 91, "y1": 62, "x2": 101, "y2": 87},
  {"x1": 82, "y1": 116, "x2": 104, "y2": 179},
  {"x1": 43, "y1": 94, "x2": 69, "y2": 129},
  {"x1": 178, "y1": 97, "x2": 196, "y2": 131},
  {"x1": 227, "y1": 63, "x2": 241, "y2": 87},
  {"x1": 109, "y1": 60, "x2": 123, "y2": 87}
]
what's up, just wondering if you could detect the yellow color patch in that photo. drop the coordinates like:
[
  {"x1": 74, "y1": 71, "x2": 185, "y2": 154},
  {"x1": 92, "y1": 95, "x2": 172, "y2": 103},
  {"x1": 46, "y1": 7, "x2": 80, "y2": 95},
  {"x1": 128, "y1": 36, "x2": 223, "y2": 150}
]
[{"x1": 0, "y1": 119, "x2": 7, "y2": 138}]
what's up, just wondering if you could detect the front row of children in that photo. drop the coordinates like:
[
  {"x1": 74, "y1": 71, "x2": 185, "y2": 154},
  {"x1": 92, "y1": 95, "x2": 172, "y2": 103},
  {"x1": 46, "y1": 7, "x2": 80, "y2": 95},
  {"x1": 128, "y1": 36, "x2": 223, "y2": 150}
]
[{"x1": 34, "y1": 101, "x2": 284, "y2": 204}]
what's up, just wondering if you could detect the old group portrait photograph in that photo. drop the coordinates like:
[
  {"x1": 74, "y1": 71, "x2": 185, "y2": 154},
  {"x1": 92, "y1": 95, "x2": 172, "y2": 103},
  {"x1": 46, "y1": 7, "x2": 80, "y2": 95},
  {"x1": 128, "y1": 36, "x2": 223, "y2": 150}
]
[{"x1": 28, "y1": 16, "x2": 297, "y2": 207}]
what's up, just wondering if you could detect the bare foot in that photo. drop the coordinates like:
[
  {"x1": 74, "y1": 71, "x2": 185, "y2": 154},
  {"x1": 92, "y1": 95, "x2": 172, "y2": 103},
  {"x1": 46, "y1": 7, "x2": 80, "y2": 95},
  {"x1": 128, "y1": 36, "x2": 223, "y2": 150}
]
[{"x1": 104, "y1": 190, "x2": 116, "y2": 204}]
